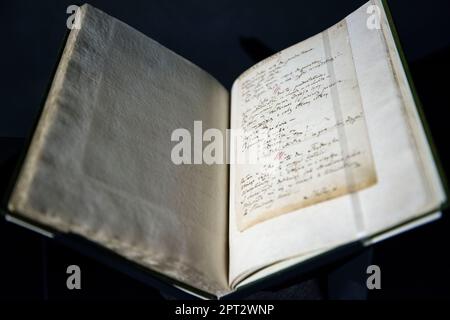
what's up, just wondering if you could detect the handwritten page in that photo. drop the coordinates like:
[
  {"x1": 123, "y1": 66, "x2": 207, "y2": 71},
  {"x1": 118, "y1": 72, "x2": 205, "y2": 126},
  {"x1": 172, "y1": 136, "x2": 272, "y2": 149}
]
[{"x1": 232, "y1": 20, "x2": 377, "y2": 231}]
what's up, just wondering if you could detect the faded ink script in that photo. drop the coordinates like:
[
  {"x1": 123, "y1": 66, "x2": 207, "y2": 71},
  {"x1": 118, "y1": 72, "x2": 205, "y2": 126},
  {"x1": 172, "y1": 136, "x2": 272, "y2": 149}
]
[{"x1": 234, "y1": 21, "x2": 377, "y2": 231}]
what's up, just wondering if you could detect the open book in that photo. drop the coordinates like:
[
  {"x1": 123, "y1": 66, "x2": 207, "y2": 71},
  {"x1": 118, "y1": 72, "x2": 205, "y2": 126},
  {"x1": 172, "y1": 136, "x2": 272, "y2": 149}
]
[{"x1": 5, "y1": 0, "x2": 447, "y2": 298}]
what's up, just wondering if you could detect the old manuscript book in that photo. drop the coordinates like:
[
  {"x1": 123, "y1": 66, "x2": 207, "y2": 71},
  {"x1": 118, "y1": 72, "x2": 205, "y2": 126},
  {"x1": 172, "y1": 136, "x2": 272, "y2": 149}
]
[{"x1": 4, "y1": 1, "x2": 447, "y2": 298}]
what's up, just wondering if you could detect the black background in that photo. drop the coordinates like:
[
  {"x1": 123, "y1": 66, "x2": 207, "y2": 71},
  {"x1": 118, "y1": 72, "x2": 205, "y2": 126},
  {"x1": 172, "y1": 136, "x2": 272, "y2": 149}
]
[{"x1": 1, "y1": 0, "x2": 450, "y2": 299}]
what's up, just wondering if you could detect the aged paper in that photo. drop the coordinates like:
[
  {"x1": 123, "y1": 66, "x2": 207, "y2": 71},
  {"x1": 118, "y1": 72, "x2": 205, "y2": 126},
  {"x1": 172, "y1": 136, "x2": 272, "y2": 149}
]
[
  {"x1": 8, "y1": 4, "x2": 230, "y2": 295},
  {"x1": 233, "y1": 21, "x2": 377, "y2": 231},
  {"x1": 228, "y1": 0, "x2": 444, "y2": 288}
]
